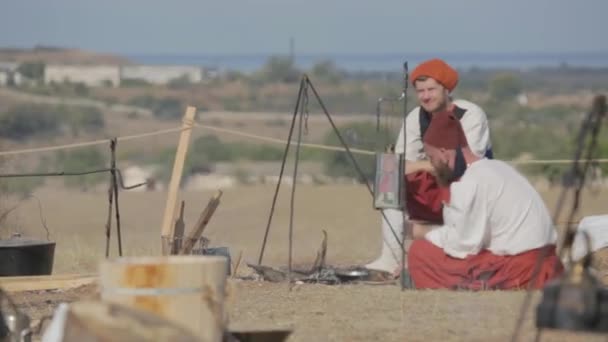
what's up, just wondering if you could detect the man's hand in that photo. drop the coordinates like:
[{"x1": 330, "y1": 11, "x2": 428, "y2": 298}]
[
  {"x1": 410, "y1": 221, "x2": 435, "y2": 239},
  {"x1": 405, "y1": 160, "x2": 434, "y2": 175}
]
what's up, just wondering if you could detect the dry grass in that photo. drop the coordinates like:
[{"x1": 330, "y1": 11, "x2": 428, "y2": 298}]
[{"x1": 4, "y1": 184, "x2": 608, "y2": 341}]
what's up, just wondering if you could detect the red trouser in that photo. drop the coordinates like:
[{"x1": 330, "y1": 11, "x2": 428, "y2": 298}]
[
  {"x1": 406, "y1": 171, "x2": 449, "y2": 224},
  {"x1": 408, "y1": 239, "x2": 564, "y2": 290}
]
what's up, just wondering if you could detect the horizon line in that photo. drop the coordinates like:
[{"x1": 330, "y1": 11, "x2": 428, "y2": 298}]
[{"x1": 2, "y1": 45, "x2": 608, "y2": 57}]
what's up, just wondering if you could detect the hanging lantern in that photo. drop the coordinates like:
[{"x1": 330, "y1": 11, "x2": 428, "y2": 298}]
[
  {"x1": 372, "y1": 90, "x2": 406, "y2": 210},
  {"x1": 373, "y1": 146, "x2": 404, "y2": 210}
]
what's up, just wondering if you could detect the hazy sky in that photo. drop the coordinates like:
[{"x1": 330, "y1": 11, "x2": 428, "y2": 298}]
[{"x1": 1, "y1": 0, "x2": 606, "y2": 55}]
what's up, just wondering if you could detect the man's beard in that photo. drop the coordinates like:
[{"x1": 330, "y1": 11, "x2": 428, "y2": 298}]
[
  {"x1": 434, "y1": 161, "x2": 454, "y2": 187},
  {"x1": 434, "y1": 148, "x2": 467, "y2": 187}
]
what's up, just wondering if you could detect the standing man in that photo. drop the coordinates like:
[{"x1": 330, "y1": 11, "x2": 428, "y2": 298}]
[
  {"x1": 407, "y1": 112, "x2": 562, "y2": 290},
  {"x1": 366, "y1": 58, "x2": 493, "y2": 273}
]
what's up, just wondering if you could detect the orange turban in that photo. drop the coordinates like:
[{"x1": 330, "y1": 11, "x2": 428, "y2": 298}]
[
  {"x1": 422, "y1": 112, "x2": 468, "y2": 149},
  {"x1": 411, "y1": 58, "x2": 459, "y2": 92}
]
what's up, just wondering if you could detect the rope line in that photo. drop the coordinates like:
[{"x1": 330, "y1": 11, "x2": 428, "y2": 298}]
[
  {"x1": 0, "y1": 121, "x2": 606, "y2": 166},
  {"x1": 0, "y1": 126, "x2": 188, "y2": 156}
]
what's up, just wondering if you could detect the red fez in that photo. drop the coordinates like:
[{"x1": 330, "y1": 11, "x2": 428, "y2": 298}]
[
  {"x1": 423, "y1": 112, "x2": 468, "y2": 149},
  {"x1": 411, "y1": 58, "x2": 459, "y2": 92}
]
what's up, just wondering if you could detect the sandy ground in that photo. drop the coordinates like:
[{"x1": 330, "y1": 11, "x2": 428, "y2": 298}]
[
  {"x1": 10, "y1": 281, "x2": 608, "y2": 342},
  {"x1": 3, "y1": 185, "x2": 608, "y2": 341}
]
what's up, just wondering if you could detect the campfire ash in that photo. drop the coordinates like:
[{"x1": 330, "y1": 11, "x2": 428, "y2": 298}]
[{"x1": 247, "y1": 231, "x2": 394, "y2": 284}]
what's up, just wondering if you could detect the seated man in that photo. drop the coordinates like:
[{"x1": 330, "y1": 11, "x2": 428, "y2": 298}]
[
  {"x1": 407, "y1": 112, "x2": 563, "y2": 290},
  {"x1": 366, "y1": 58, "x2": 493, "y2": 273}
]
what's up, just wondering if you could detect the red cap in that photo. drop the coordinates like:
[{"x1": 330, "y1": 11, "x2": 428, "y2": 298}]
[
  {"x1": 411, "y1": 58, "x2": 459, "y2": 92},
  {"x1": 422, "y1": 112, "x2": 468, "y2": 149}
]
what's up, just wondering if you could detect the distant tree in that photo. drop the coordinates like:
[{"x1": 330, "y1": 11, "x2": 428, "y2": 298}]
[
  {"x1": 73, "y1": 82, "x2": 90, "y2": 96},
  {"x1": 259, "y1": 56, "x2": 300, "y2": 83},
  {"x1": 168, "y1": 75, "x2": 193, "y2": 89},
  {"x1": 323, "y1": 122, "x2": 394, "y2": 182},
  {"x1": 154, "y1": 98, "x2": 183, "y2": 120},
  {"x1": 101, "y1": 79, "x2": 114, "y2": 87},
  {"x1": 121, "y1": 78, "x2": 151, "y2": 87},
  {"x1": 223, "y1": 70, "x2": 249, "y2": 83},
  {"x1": 311, "y1": 60, "x2": 343, "y2": 84},
  {"x1": 17, "y1": 61, "x2": 45, "y2": 80},
  {"x1": 129, "y1": 95, "x2": 183, "y2": 120}
]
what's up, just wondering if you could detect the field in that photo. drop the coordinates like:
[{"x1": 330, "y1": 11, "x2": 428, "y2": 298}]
[
  {"x1": 1, "y1": 58, "x2": 607, "y2": 340},
  {"x1": 5, "y1": 184, "x2": 608, "y2": 341}
]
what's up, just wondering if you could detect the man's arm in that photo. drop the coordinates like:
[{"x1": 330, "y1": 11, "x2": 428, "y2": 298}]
[
  {"x1": 424, "y1": 180, "x2": 489, "y2": 259},
  {"x1": 405, "y1": 160, "x2": 434, "y2": 175}
]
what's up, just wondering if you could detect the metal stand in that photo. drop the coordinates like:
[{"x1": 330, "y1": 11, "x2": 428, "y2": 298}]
[
  {"x1": 256, "y1": 74, "x2": 408, "y2": 289},
  {"x1": 105, "y1": 138, "x2": 124, "y2": 258},
  {"x1": 374, "y1": 63, "x2": 412, "y2": 290}
]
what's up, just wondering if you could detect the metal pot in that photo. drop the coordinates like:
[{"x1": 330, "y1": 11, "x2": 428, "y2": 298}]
[{"x1": 0, "y1": 238, "x2": 55, "y2": 277}]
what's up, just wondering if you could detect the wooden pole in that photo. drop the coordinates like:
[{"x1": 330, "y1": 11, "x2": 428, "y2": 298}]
[
  {"x1": 180, "y1": 190, "x2": 223, "y2": 255},
  {"x1": 160, "y1": 106, "x2": 196, "y2": 255}
]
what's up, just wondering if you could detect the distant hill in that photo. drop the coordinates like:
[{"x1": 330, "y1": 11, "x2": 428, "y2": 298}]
[{"x1": 0, "y1": 46, "x2": 133, "y2": 65}]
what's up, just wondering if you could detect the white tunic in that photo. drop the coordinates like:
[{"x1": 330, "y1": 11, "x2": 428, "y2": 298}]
[
  {"x1": 571, "y1": 215, "x2": 608, "y2": 261},
  {"x1": 425, "y1": 159, "x2": 558, "y2": 259},
  {"x1": 394, "y1": 99, "x2": 492, "y2": 161}
]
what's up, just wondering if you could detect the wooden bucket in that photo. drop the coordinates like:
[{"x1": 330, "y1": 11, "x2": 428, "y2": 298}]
[{"x1": 99, "y1": 255, "x2": 228, "y2": 342}]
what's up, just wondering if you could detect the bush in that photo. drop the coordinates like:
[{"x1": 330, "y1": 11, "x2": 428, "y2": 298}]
[
  {"x1": 311, "y1": 60, "x2": 344, "y2": 85},
  {"x1": 129, "y1": 95, "x2": 183, "y2": 120},
  {"x1": 152, "y1": 135, "x2": 291, "y2": 181},
  {"x1": 0, "y1": 105, "x2": 61, "y2": 140},
  {"x1": 192, "y1": 135, "x2": 235, "y2": 162},
  {"x1": 168, "y1": 75, "x2": 193, "y2": 89},
  {"x1": 54, "y1": 147, "x2": 108, "y2": 189},
  {"x1": 64, "y1": 106, "x2": 105, "y2": 136},
  {"x1": 121, "y1": 78, "x2": 152, "y2": 87},
  {"x1": 489, "y1": 73, "x2": 523, "y2": 101},
  {"x1": 221, "y1": 97, "x2": 242, "y2": 112},
  {"x1": 0, "y1": 159, "x2": 46, "y2": 197},
  {"x1": 0, "y1": 104, "x2": 105, "y2": 140}
]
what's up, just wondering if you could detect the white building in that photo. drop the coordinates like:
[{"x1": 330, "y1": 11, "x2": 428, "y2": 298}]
[
  {"x1": 121, "y1": 65, "x2": 203, "y2": 85},
  {"x1": 44, "y1": 65, "x2": 121, "y2": 87},
  {"x1": 0, "y1": 62, "x2": 23, "y2": 86}
]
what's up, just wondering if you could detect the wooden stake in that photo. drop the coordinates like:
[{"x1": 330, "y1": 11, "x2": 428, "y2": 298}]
[
  {"x1": 232, "y1": 250, "x2": 243, "y2": 277},
  {"x1": 171, "y1": 201, "x2": 186, "y2": 255},
  {"x1": 180, "y1": 190, "x2": 223, "y2": 255},
  {"x1": 160, "y1": 106, "x2": 196, "y2": 255}
]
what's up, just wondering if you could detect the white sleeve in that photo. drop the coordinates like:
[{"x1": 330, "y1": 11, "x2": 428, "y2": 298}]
[
  {"x1": 454, "y1": 100, "x2": 492, "y2": 157},
  {"x1": 396, "y1": 107, "x2": 424, "y2": 161},
  {"x1": 424, "y1": 180, "x2": 489, "y2": 259}
]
